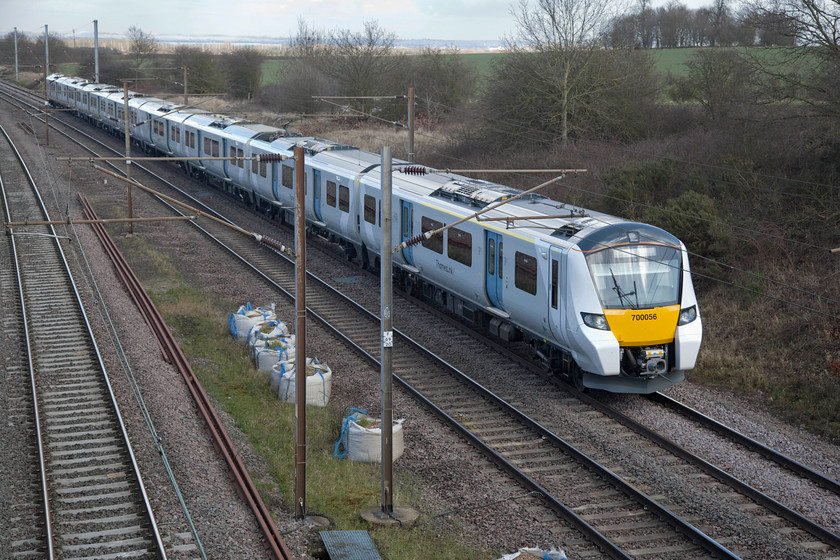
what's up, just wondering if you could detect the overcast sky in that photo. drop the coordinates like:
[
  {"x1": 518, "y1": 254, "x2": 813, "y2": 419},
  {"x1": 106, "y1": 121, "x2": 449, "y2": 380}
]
[{"x1": 4, "y1": 0, "x2": 725, "y2": 43}]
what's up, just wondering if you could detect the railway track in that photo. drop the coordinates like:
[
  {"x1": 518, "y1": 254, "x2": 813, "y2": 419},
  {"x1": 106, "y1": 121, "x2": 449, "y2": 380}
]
[
  {"x1": 4, "y1": 79, "x2": 840, "y2": 559},
  {"x1": 0, "y1": 123, "x2": 166, "y2": 558},
  {"x1": 0, "y1": 79, "x2": 294, "y2": 560}
]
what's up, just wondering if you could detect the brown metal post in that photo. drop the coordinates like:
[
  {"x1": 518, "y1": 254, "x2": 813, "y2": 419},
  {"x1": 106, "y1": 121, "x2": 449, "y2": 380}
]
[
  {"x1": 183, "y1": 66, "x2": 188, "y2": 106},
  {"x1": 43, "y1": 26, "x2": 49, "y2": 146},
  {"x1": 407, "y1": 87, "x2": 415, "y2": 163},
  {"x1": 124, "y1": 82, "x2": 133, "y2": 234},
  {"x1": 380, "y1": 147, "x2": 394, "y2": 513},
  {"x1": 294, "y1": 145, "x2": 307, "y2": 519}
]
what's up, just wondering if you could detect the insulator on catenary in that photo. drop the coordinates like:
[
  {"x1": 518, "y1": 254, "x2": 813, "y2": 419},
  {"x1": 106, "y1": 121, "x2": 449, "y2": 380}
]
[
  {"x1": 256, "y1": 234, "x2": 295, "y2": 257},
  {"x1": 256, "y1": 153, "x2": 286, "y2": 162},
  {"x1": 400, "y1": 165, "x2": 429, "y2": 175},
  {"x1": 402, "y1": 233, "x2": 428, "y2": 248}
]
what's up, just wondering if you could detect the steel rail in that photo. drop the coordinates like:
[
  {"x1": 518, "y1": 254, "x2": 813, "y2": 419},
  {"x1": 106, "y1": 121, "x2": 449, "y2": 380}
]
[
  {"x1": 575, "y1": 389, "x2": 840, "y2": 550},
  {"x1": 1, "y1": 121, "x2": 167, "y2": 559},
  {"x1": 0, "y1": 126, "x2": 54, "y2": 559},
  {"x1": 650, "y1": 391, "x2": 840, "y2": 495},
  {"x1": 78, "y1": 195, "x2": 294, "y2": 560}
]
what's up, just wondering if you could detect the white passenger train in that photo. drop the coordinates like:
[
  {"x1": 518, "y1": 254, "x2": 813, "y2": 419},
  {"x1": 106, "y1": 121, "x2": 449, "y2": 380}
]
[{"x1": 47, "y1": 73, "x2": 702, "y2": 393}]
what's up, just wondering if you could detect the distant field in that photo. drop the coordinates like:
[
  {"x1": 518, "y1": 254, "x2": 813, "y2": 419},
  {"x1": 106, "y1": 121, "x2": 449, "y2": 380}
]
[
  {"x1": 255, "y1": 49, "x2": 700, "y2": 90},
  {"x1": 651, "y1": 48, "x2": 699, "y2": 76},
  {"x1": 45, "y1": 47, "x2": 796, "y2": 89}
]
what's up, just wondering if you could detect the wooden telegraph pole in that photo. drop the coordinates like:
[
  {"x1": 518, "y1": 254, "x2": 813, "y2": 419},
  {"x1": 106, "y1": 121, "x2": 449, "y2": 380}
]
[{"x1": 124, "y1": 82, "x2": 133, "y2": 234}]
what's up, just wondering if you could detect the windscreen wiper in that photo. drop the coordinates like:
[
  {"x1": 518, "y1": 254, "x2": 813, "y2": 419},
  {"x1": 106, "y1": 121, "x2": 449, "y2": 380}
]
[{"x1": 610, "y1": 269, "x2": 637, "y2": 309}]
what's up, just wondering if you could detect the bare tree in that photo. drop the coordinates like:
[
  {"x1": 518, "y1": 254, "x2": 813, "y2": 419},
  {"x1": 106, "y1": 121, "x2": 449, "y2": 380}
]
[
  {"x1": 637, "y1": 0, "x2": 655, "y2": 48},
  {"x1": 127, "y1": 25, "x2": 158, "y2": 69},
  {"x1": 172, "y1": 46, "x2": 226, "y2": 94},
  {"x1": 744, "y1": 0, "x2": 840, "y2": 117},
  {"x1": 495, "y1": 0, "x2": 638, "y2": 144},
  {"x1": 747, "y1": 0, "x2": 840, "y2": 55},
  {"x1": 658, "y1": 1, "x2": 693, "y2": 47},
  {"x1": 317, "y1": 20, "x2": 404, "y2": 117},
  {"x1": 224, "y1": 47, "x2": 263, "y2": 100},
  {"x1": 262, "y1": 18, "x2": 337, "y2": 114},
  {"x1": 403, "y1": 48, "x2": 478, "y2": 121},
  {"x1": 679, "y1": 49, "x2": 763, "y2": 121}
]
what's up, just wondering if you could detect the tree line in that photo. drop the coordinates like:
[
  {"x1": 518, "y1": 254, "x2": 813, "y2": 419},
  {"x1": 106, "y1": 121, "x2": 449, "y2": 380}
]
[{"x1": 608, "y1": 0, "x2": 801, "y2": 48}]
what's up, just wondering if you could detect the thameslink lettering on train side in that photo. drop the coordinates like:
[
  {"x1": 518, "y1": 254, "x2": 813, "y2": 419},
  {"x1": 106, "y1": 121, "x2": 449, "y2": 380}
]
[{"x1": 436, "y1": 260, "x2": 454, "y2": 275}]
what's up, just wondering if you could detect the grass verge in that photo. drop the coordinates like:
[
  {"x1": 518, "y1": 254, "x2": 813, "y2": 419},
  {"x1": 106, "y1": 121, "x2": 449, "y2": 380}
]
[{"x1": 137, "y1": 273, "x2": 495, "y2": 559}]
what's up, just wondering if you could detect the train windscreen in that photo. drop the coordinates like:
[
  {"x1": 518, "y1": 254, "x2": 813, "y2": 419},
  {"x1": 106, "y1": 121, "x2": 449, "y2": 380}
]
[{"x1": 586, "y1": 244, "x2": 681, "y2": 310}]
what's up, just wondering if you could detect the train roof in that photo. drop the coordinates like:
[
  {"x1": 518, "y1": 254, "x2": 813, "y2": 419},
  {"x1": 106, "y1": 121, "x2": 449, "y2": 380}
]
[{"x1": 47, "y1": 74, "x2": 676, "y2": 250}]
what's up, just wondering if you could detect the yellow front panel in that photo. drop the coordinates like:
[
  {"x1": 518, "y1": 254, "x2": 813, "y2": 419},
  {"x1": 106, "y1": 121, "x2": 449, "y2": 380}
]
[{"x1": 604, "y1": 305, "x2": 680, "y2": 346}]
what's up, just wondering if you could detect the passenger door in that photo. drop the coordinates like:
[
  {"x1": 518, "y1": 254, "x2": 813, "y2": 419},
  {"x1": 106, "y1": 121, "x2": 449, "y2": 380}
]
[
  {"x1": 485, "y1": 231, "x2": 504, "y2": 310},
  {"x1": 400, "y1": 200, "x2": 414, "y2": 266},
  {"x1": 313, "y1": 169, "x2": 323, "y2": 222},
  {"x1": 548, "y1": 246, "x2": 567, "y2": 345}
]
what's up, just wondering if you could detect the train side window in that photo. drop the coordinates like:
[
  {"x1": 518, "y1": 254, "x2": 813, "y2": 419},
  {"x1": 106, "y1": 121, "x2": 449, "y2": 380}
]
[
  {"x1": 204, "y1": 137, "x2": 211, "y2": 156},
  {"x1": 230, "y1": 146, "x2": 245, "y2": 168},
  {"x1": 327, "y1": 181, "x2": 337, "y2": 207},
  {"x1": 498, "y1": 241, "x2": 503, "y2": 278},
  {"x1": 515, "y1": 251, "x2": 538, "y2": 295},
  {"x1": 364, "y1": 194, "x2": 377, "y2": 225},
  {"x1": 448, "y1": 227, "x2": 472, "y2": 266},
  {"x1": 238, "y1": 148, "x2": 244, "y2": 168},
  {"x1": 551, "y1": 259, "x2": 559, "y2": 309},
  {"x1": 260, "y1": 159, "x2": 267, "y2": 178},
  {"x1": 421, "y1": 216, "x2": 443, "y2": 254},
  {"x1": 281, "y1": 165, "x2": 293, "y2": 188},
  {"x1": 339, "y1": 185, "x2": 349, "y2": 213},
  {"x1": 212, "y1": 140, "x2": 220, "y2": 157}
]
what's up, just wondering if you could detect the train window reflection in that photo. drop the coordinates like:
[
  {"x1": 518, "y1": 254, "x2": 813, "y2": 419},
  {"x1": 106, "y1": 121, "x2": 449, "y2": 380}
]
[{"x1": 586, "y1": 245, "x2": 680, "y2": 309}]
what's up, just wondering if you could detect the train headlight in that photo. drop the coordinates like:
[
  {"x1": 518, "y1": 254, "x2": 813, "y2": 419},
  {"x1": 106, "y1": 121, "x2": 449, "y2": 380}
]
[
  {"x1": 581, "y1": 312, "x2": 610, "y2": 331},
  {"x1": 678, "y1": 305, "x2": 697, "y2": 326}
]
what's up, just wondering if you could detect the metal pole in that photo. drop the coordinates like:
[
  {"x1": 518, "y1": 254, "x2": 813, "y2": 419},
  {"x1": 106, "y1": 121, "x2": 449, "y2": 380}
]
[
  {"x1": 380, "y1": 146, "x2": 394, "y2": 513},
  {"x1": 183, "y1": 66, "x2": 188, "y2": 106},
  {"x1": 294, "y1": 146, "x2": 307, "y2": 519},
  {"x1": 124, "y1": 82, "x2": 133, "y2": 234},
  {"x1": 44, "y1": 25, "x2": 49, "y2": 146},
  {"x1": 44, "y1": 25, "x2": 49, "y2": 77},
  {"x1": 94, "y1": 20, "x2": 99, "y2": 83},
  {"x1": 407, "y1": 88, "x2": 415, "y2": 163},
  {"x1": 14, "y1": 28, "x2": 19, "y2": 82}
]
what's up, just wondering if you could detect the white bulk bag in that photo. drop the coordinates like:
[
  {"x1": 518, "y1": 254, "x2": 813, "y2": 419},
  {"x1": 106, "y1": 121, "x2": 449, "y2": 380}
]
[
  {"x1": 228, "y1": 303, "x2": 276, "y2": 342},
  {"x1": 269, "y1": 359, "x2": 294, "y2": 393},
  {"x1": 347, "y1": 416, "x2": 405, "y2": 463},
  {"x1": 273, "y1": 358, "x2": 332, "y2": 407},
  {"x1": 255, "y1": 336, "x2": 296, "y2": 373},
  {"x1": 247, "y1": 320, "x2": 291, "y2": 360}
]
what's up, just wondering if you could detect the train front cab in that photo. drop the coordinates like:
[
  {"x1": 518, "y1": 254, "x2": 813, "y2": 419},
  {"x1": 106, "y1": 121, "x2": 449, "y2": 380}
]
[{"x1": 566, "y1": 222, "x2": 702, "y2": 394}]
